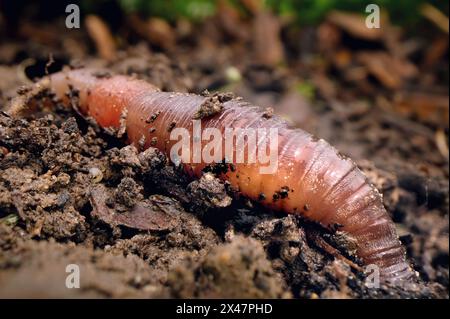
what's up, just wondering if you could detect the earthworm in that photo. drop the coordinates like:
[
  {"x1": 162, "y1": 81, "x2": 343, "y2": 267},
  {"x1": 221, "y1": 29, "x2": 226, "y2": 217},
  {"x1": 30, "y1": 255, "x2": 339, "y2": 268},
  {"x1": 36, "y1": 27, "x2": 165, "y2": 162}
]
[{"x1": 9, "y1": 69, "x2": 413, "y2": 282}]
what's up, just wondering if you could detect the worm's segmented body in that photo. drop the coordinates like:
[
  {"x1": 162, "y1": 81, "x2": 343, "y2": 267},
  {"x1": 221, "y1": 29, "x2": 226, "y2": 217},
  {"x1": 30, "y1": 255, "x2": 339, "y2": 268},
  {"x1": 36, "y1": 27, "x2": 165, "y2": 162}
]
[{"x1": 46, "y1": 69, "x2": 412, "y2": 281}]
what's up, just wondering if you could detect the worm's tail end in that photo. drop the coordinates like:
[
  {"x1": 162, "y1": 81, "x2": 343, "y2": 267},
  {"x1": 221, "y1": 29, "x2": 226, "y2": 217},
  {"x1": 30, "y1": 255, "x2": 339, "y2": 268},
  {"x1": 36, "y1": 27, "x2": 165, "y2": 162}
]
[{"x1": 355, "y1": 215, "x2": 416, "y2": 284}]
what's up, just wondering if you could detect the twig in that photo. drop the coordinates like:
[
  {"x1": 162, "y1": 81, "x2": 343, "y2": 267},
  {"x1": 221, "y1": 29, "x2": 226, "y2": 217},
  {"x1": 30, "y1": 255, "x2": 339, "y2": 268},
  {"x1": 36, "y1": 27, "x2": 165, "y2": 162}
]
[
  {"x1": 7, "y1": 78, "x2": 50, "y2": 116},
  {"x1": 309, "y1": 230, "x2": 364, "y2": 273},
  {"x1": 421, "y1": 3, "x2": 449, "y2": 34},
  {"x1": 435, "y1": 129, "x2": 449, "y2": 161},
  {"x1": 85, "y1": 15, "x2": 117, "y2": 61}
]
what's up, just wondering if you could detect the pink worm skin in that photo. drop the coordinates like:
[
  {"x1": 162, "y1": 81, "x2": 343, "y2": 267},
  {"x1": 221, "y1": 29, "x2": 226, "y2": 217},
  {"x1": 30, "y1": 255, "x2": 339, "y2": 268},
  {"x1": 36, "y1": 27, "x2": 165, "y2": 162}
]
[{"x1": 48, "y1": 69, "x2": 413, "y2": 282}]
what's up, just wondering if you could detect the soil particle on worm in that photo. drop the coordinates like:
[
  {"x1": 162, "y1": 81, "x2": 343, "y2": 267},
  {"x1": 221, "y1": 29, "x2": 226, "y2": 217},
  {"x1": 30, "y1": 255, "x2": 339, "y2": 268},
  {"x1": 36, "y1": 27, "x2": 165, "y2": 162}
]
[{"x1": 193, "y1": 91, "x2": 235, "y2": 119}]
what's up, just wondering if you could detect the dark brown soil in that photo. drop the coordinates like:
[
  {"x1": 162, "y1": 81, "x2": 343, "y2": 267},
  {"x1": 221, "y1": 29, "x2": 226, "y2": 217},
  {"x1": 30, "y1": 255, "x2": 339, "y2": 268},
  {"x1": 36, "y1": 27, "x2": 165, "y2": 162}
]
[{"x1": 0, "y1": 6, "x2": 448, "y2": 299}]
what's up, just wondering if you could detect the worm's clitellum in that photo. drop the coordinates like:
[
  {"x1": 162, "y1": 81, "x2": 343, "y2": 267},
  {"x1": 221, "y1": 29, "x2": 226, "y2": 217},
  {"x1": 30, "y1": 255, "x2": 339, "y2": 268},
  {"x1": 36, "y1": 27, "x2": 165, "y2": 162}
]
[{"x1": 11, "y1": 69, "x2": 414, "y2": 282}]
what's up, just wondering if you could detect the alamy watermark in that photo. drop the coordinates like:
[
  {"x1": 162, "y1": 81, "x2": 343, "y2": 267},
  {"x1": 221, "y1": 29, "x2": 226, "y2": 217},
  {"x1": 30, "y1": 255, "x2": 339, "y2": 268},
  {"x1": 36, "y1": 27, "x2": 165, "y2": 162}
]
[
  {"x1": 169, "y1": 120, "x2": 279, "y2": 174},
  {"x1": 365, "y1": 4, "x2": 381, "y2": 29},
  {"x1": 65, "y1": 264, "x2": 80, "y2": 289},
  {"x1": 364, "y1": 264, "x2": 380, "y2": 288},
  {"x1": 64, "y1": 3, "x2": 381, "y2": 30},
  {"x1": 65, "y1": 4, "x2": 80, "y2": 29}
]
